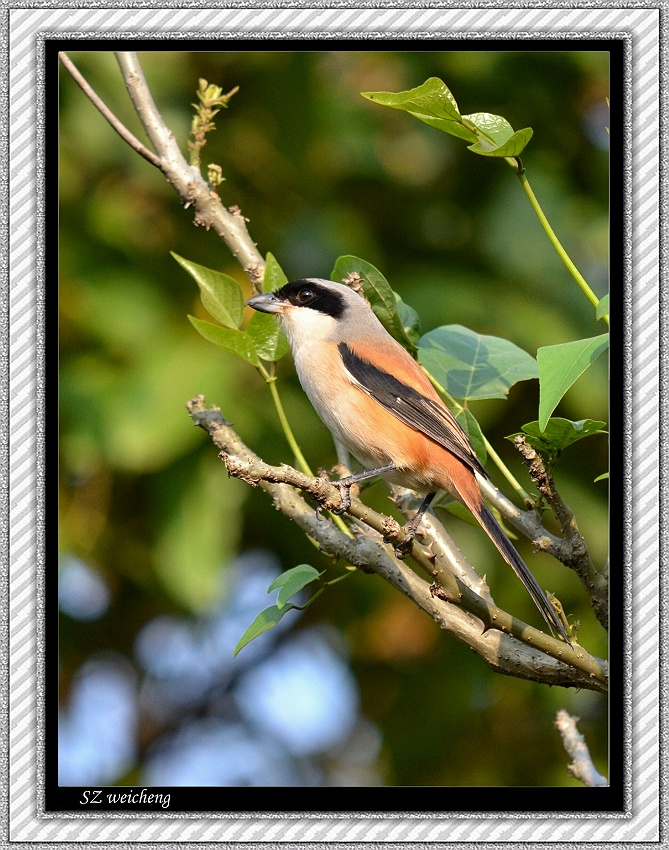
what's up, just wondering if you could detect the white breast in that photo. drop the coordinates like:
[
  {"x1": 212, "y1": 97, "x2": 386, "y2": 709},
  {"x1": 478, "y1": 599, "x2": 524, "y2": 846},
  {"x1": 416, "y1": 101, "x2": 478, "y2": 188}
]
[{"x1": 279, "y1": 308, "x2": 377, "y2": 460}]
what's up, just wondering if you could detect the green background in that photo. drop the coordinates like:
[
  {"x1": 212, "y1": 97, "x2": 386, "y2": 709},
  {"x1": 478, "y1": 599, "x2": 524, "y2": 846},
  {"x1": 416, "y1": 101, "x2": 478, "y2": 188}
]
[{"x1": 58, "y1": 48, "x2": 610, "y2": 788}]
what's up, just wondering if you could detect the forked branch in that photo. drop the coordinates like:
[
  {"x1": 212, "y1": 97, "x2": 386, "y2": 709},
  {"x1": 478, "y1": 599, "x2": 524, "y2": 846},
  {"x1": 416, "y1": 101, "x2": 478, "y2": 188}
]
[
  {"x1": 59, "y1": 51, "x2": 608, "y2": 692},
  {"x1": 187, "y1": 396, "x2": 607, "y2": 693},
  {"x1": 59, "y1": 51, "x2": 265, "y2": 283}
]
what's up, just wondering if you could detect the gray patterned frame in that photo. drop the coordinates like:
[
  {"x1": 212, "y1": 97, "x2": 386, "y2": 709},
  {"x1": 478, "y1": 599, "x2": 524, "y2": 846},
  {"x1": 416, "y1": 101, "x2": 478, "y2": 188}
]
[{"x1": 4, "y1": 3, "x2": 662, "y2": 846}]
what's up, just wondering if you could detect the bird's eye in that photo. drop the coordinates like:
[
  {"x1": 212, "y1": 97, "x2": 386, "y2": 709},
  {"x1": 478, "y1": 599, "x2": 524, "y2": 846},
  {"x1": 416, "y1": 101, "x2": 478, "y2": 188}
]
[{"x1": 296, "y1": 288, "x2": 314, "y2": 304}]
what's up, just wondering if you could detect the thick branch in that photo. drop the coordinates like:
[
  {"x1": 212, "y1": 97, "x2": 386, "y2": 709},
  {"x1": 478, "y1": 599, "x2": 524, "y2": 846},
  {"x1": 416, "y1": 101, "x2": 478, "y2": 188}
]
[
  {"x1": 187, "y1": 396, "x2": 607, "y2": 693},
  {"x1": 393, "y1": 488, "x2": 495, "y2": 603},
  {"x1": 515, "y1": 436, "x2": 609, "y2": 630}
]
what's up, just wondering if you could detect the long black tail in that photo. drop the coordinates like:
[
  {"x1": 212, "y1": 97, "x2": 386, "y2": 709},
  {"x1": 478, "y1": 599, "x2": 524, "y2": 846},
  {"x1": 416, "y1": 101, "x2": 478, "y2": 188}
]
[{"x1": 475, "y1": 502, "x2": 571, "y2": 644}]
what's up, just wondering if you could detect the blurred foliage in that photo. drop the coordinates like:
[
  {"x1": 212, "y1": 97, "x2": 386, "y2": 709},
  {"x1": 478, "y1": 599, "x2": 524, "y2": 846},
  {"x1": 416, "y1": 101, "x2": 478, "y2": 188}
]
[{"x1": 58, "y1": 48, "x2": 611, "y2": 789}]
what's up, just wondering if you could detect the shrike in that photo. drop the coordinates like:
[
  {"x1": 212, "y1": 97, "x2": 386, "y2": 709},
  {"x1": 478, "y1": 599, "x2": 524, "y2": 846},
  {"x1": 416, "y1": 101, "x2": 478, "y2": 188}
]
[{"x1": 247, "y1": 278, "x2": 568, "y2": 642}]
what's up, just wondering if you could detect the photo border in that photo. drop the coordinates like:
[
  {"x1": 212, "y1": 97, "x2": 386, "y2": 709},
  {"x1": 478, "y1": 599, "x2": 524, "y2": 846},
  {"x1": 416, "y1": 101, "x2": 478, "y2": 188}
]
[{"x1": 5, "y1": 2, "x2": 663, "y2": 846}]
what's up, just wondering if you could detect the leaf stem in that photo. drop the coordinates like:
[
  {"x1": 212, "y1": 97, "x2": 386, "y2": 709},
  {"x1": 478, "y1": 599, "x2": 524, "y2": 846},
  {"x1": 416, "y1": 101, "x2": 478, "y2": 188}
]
[
  {"x1": 509, "y1": 162, "x2": 608, "y2": 326},
  {"x1": 265, "y1": 373, "x2": 312, "y2": 476},
  {"x1": 482, "y1": 435, "x2": 531, "y2": 502},
  {"x1": 293, "y1": 569, "x2": 354, "y2": 611}
]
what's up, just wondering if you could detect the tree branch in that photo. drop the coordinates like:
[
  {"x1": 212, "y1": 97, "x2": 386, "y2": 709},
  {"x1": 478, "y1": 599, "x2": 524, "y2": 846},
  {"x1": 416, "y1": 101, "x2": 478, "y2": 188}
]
[
  {"x1": 555, "y1": 710, "x2": 608, "y2": 786},
  {"x1": 59, "y1": 51, "x2": 266, "y2": 286},
  {"x1": 59, "y1": 50, "x2": 608, "y2": 694},
  {"x1": 515, "y1": 436, "x2": 609, "y2": 630},
  {"x1": 58, "y1": 52, "x2": 162, "y2": 168},
  {"x1": 477, "y1": 473, "x2": 565, "y2": 555},
  {"x1": 394, "y1": 487, "x2": 495, "y2": 603},
  {"x1": 187, "y1": 396, "x2": 607, "y2": 693}
]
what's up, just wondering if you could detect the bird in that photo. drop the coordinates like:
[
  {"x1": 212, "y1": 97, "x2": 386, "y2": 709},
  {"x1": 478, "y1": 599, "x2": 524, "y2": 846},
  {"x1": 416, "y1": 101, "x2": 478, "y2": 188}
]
[{"x1": 246, "y1": 278, "x2": 569, "y2": 642}]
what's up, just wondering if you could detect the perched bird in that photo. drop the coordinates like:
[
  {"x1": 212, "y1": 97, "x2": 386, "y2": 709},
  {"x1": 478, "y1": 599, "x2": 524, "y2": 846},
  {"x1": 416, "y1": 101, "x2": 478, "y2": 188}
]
[{"x1": 246, "y1": 278, "x2": 569, "y2": 642}]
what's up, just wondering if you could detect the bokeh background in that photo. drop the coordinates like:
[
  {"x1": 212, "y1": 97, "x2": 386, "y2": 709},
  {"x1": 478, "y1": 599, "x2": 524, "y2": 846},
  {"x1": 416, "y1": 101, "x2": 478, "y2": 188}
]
[{"x1": 58, "y1": 48, "x2": 610, "y2": 788}]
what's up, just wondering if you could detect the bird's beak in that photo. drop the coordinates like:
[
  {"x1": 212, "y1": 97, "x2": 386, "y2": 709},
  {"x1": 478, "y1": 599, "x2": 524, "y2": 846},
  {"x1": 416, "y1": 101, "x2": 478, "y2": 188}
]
[{"x1": 245, "y1": 292, "x2": 284, "y2": 314}]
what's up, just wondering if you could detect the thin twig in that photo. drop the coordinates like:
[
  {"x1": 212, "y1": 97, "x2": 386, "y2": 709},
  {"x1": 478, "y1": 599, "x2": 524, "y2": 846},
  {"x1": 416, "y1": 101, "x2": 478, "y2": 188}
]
[
  {"x1": 114, "y1": 52, "x2": 181, "y2": 164},
  {"x1": 114, "y1": 52, "x2": 265, "y2": 276},
  {"x1": 60, "y1": 51, "x2": 265, "y2": 280},
  {"x1": 58, "y1": 53, "x2": 162, "y2": 168},
  {"x1": 555, "y1": 710, "x2": 608, "y2": 786},
  {"x1": 515, "y1": 436, "x2": 609, "y2": 630}
]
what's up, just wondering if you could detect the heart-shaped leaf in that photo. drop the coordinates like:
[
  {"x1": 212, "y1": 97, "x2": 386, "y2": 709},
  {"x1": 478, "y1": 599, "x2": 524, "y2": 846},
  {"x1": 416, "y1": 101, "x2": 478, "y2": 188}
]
[
  {"x1": 418, "y1": 325, "x2": 538, "y2": 402},
  {"x1": 463, "y1": 112, "x2": 533, "y2": 157},
  {"x1": 537, "y1": 334, "x2": 609, "y2": 429},
  {"x1": 362, "y1": 78, "x2": 478, "y2": 144}
]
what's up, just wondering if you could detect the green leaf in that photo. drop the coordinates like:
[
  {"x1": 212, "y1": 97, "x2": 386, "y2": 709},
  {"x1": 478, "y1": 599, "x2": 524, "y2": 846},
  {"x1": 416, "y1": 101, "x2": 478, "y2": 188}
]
[
  {"x1": 395, "y1": 293, "x2": 421, "y2": 345},
  {"x1": 507, "y1": 418, "x2": 607, "y2": 459},
  {"x1": 362, "y1": 77, "x2": 478, "y2": 144},
  {"x1": 233, "y1": 604, "x2": 294, "y2": 656},
  {"x1": 594, "y1": 472, "x2": 609, "y2": 482},
  {"x1": 188, "y1": 316, "x2": 259, "y2": 366},
  {"x1": 330, "y1": 255, "x2": 417, "y2": 351},
  {"x1": 470, "y1": 128, "x2": 533, "y2": 157},
  {"x1": 361, "y1": 79, "x2": 533, "y2": 157},
  {"x1": 262, "y1": 252, "x2": 289, "y2": 293},
  {"x1": 596, "y1": 294, "x2": 610, "y2": 320},
  {"x1": 268, "y1": 564, "x2": 322, "y2": 609},
  {"x1": 246, "y1": 311, "x2": 290, "y2": 362},
  {"x1": 418, "y1": 325, "x2": 538, "y2": 402},
  {"x1": 462, "y1": 112, "x2": 515, "y2": 147},
  {"x1": 537, "y1": 334, "x2": 609, "y2": 430},
  {"x1": 463, "y1": 112, "x2": 533, "y2": 157},
  {"x1": 454, "y1": 407, "x2": 487, "y2": 464},
  {"x1": 172, "y1": 252, "x2": 244, "y2": 328}
]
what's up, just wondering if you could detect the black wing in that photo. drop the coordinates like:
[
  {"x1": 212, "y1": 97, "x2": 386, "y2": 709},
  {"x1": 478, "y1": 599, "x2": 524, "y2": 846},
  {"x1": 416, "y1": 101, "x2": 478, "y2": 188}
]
[{"x1": 339, "y1": 342, "x2": 487, "y2": 479}]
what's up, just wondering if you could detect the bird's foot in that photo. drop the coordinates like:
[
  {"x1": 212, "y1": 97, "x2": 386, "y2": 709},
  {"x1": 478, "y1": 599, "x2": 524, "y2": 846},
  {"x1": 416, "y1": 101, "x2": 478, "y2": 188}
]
[
  {"x1": 393, "y1": 535, "x2": 415, "y2": 560},
  {"x1": 331, "y1": 479, "x2": 354, "y2": 515}
]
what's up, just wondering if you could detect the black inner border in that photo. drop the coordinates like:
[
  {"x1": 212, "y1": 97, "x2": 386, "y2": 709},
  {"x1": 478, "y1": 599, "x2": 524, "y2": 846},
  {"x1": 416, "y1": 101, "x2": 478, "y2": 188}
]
[{"x1": 47, "y1": 34, "x2": 624, "y2": 815}]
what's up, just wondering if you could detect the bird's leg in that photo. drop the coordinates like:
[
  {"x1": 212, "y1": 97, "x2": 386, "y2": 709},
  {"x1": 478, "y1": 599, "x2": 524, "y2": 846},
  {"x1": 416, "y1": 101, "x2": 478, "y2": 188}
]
[
  {"x1": 392, "y1": 492, "x2": 437, "y2": 559},
  {"x1": 331, "y1": 463, "x2": 398, "y2": 515}
]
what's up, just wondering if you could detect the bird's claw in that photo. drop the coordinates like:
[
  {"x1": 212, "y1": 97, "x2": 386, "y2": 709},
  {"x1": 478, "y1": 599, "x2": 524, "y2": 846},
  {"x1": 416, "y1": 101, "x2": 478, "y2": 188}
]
[
  {"x1": 393, "y1": 539, "x2": 414, "y2": 560},
  {"x1": 332, "y1": 481, "x2": 352, "y2": 515},
  {"x1": 384, "y1": 530, "x2": 415, "y2": 560}
]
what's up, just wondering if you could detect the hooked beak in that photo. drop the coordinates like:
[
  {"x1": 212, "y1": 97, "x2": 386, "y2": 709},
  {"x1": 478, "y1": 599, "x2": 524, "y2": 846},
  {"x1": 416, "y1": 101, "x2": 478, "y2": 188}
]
[{"x1": 245, "y1": 292, "x2": 284, "y2": 314}]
